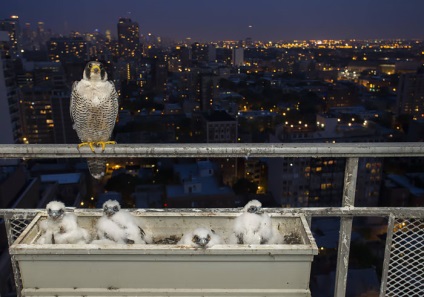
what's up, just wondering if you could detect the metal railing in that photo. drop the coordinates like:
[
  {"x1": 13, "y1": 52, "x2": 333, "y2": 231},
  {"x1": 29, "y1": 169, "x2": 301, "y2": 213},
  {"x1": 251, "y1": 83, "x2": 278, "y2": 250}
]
[{"x1": 1, "y1": 143, "x2": 424, "y2": 297}]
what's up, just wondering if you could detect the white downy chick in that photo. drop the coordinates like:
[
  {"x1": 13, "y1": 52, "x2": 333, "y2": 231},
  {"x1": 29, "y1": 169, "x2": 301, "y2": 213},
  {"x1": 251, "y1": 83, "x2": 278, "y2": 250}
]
[
  {"x1": 96, "y1": 200, "x2": 150, "y2": 244},
  {"x1": 232, "y1": 200, "x2": 273, "y2": 244},
  {"x1": 178, "y1": 227, "x2": 222, "y2": 248},
  {"x1": 37, "y1": 201, "x2": 90, "y2": 244}
]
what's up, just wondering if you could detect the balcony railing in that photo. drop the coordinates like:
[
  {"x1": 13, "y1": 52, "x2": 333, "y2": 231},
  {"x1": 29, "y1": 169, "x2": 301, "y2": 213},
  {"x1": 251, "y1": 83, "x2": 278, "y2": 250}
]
[{"x1": 1, "y1": 143, "x2": 424, "y2": 297}]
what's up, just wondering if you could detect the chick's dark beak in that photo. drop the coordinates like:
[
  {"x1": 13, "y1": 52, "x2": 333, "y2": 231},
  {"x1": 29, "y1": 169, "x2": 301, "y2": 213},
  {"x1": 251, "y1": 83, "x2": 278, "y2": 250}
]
[
  {"x1": 198, "y1": 238, "x2": 208, "y2": 247},
  {"x1": 50, "y1": 211, "x2": 63, "y2": 220}
]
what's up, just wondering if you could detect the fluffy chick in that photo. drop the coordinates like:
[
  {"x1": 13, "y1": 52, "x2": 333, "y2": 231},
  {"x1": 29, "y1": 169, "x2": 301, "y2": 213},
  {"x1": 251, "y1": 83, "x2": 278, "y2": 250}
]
[
  {"x1": 178, "y1": 227, "x2": 222, "y2": 248},
  {"x1": 37, "y1": 201, "x2": 90, "y2": 244},
  {"x1": 96, "y1": 200, "x2": 150, "y2": 244},
  {"x1": 232, "y1": 200, "x2": 273, "y2": 244}
]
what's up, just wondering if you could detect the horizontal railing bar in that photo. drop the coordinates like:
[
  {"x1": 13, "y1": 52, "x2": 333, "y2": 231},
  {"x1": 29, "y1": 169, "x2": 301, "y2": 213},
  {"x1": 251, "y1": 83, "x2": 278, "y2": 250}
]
[
  {"x1": 1, "y1": 207, "x2": 423, "y2": 218},
  {"x1": 0, "y1": 143, "x2": 424, "y2": 158}
]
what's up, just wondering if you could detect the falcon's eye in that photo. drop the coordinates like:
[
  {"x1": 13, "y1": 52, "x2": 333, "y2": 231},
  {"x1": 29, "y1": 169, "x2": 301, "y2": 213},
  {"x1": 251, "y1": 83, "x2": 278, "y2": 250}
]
[
  {"x1": 192, "y1": 235, "x2": 199, "y2": 243},
  {"x1": 88, "y1": 63, "x2": 92, "y2": 68},
  {"x1": 59, "y1": 209, "x2": 64, "y2": 214},
  {"x1": 47, "y1": 208, "x2": 51, "y2": 213},
  {"x1": 207, "y1": 234, "x2": 211, "y2": 241},
  {"x1": 103, "y1": 206, "x2": 108, "y2": 211},
  {"x1": 113, "y1": 206, "x2": 119, "y2": 211}
]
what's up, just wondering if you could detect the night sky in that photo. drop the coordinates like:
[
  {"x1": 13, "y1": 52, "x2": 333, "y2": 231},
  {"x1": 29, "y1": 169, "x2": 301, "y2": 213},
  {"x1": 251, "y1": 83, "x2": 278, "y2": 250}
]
[{"x1": 1, "y1": 0, "x2": 424, "y2": 41}]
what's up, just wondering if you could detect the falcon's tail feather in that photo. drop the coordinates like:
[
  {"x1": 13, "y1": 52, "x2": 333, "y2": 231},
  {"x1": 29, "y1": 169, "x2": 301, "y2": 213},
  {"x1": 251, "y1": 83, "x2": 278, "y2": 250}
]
[{"x1": 87, "y1": 158, "x2": 107, "y2": 179}]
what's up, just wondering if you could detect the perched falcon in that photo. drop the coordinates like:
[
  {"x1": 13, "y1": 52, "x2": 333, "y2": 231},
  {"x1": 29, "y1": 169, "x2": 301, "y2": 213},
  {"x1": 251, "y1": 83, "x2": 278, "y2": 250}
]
[{"x1": 70, "y1": 61, "x2": 119, "y2": 179}]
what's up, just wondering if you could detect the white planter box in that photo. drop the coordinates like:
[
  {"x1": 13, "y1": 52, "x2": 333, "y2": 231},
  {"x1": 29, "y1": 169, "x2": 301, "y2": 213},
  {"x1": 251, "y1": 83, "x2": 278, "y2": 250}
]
[{"x1": 10, "y1": 211, "x2": 318, "y2": 297}]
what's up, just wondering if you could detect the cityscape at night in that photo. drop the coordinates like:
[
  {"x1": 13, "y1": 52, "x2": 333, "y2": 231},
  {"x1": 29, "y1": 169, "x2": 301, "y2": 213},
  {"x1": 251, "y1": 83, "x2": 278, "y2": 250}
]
[{"x1": 0, "y1": 1, "x2": 423, "y2": 296}]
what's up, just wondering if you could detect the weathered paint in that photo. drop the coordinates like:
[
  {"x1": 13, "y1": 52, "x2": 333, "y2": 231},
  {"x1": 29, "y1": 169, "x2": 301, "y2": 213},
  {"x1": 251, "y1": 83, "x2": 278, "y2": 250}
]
[{"x1": 0, "y1": 143, "x2": 424, "y2": 159}]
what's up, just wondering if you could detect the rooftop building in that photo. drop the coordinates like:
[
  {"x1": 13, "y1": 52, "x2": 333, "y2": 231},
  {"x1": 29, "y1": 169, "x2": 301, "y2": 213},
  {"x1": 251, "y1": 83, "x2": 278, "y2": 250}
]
[
  {"x1": 166, "y1": 160, "x2": 235, "y2": 207},
  {"x1": 396, "y1": 68, "x2": 424, "y2": 119},
  {"x1": 268, "y1": 114, "x2": 384, "y2": 207}
]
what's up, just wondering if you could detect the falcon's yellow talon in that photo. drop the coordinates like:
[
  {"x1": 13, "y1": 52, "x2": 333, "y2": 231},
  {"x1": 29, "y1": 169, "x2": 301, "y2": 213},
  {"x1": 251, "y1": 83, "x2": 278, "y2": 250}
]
[
  {"x1": 78, "y1": 142, "x2": 96, "y2": 153},
  {"x1": 96, "y1": 141, "x2": 116, "y2": 152}
]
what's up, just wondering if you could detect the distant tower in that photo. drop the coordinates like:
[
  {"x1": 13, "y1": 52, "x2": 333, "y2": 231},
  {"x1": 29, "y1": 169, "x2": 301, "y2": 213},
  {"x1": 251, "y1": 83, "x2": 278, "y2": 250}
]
[
  {"x1": 208, "y1": 44, "x2": 217, "y2": 62},
  {"x1": 105, "y1": 29, "x2": 112, "y2": 42},
  {"x1": 174, "y1": 45, "x2": 191, "y2": 70},
  {"x1": 197, "y1": 70, "x2": 220, "y2": 112},
  {"x1": 396, "y1": 68, "x2": 424, "y2": 119},
  {"x1": 232, "y1": 47, "x2": 244, "y2": 67},
  {"x1": 117, "y1": 18, "x2": 140, "y2": 60},
  {"x1": 36, "y1": 21, "x2": 46, "y2": 50},
  {"x1": 22, "y1": 22, "x2": 35, "y2": 51},
  {"x1": 152, "y1": 55, "x2": 168, "y2": 93}
]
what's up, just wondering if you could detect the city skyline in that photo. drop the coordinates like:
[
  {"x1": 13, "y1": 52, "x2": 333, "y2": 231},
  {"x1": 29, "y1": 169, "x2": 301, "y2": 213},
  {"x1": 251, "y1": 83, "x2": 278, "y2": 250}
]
[{"x1": 1, "y1": 0, "x2": 424, "y2": 42}]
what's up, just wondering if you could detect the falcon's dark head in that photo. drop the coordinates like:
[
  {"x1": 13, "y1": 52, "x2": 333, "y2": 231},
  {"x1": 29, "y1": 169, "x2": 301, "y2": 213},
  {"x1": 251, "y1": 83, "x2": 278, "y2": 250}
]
[
  {"x1": 46, "y1": 201, "x2": 66, "y2": 221},
  {"x1": 84, "y1": 61, "x2": 107, "y2": 81},
  {"x1": 103, "y1": 199, "x2": 121, "y2": 217}
]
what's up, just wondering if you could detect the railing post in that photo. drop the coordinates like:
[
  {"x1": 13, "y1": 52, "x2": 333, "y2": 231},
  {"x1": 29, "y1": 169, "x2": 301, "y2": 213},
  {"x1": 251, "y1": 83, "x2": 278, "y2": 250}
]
[
  {"x1": 4, "y1": 218, "x2": 22, "y2": 297},
  {"x1": 334, "y1": 157, "x2": 358, "y2": 297},
  {"x1": 379, "y1": 214, "x2": 395, "y2": 297}
]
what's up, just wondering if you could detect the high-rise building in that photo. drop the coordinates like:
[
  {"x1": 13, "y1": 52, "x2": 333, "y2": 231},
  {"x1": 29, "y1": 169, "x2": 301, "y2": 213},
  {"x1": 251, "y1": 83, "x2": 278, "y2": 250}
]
[
  {"x1": 232, "y1": 47, "x2": 244, "y2": 67},
  {"x1": 0, "y1": 33, "x2": 22, "y2": 146},
  {"x1": 47, "y1": 37, "x2": 87, "y2": 62},
  {"x1": 117, "y1": 18, "x2": 140, "y2": 60},
  {"x1": 22, "y1": 22, "x2": 34, "y2": 50},
  {"x1": 193, "y1": 111, "x2": 238, "y2": 185},
  {"x1": 0, "y1": 15, "x2": 21, "y2": 59},
  {"x1": 48, "y1": 37, "x2": 88, "y2": 62},
  {"x1": 396, "y1": 67, "x2": 424, "y2": 119},
  {"x1": 208, "y1": 44, "x2": 217, "y2": 62},
  {"x1": 19, "y1": 85, "x2": 54, "y2": 144},
  {"x1": 17, "y1": 60, "x2": 77, "y2": 144},
  {"x1": 198, "y1": 73, "x2": 220, "y2": 111},
  {"x1": 35, "y1": 21, "x2": 48, "y2": 51},
  {"x1": 51, "y1": 87, "x2": 79, "y2": 144},
  {"x1": 152, "y1": 55, "x2": 168, "y2": 93},
  {"x1": 243, "y1": 159, "x2": 267, "y2": 194},
  {"x1": 191, "y1": 42, "x2": 208, "y2": 63},
  {"x1": 171, "y1": 45, "x2": 191, "y2": 71},
  {"x1": 268, "y1": 114, "x2": 383, "y2": 207},
  {"x1": 105, "y1": 30, "x2": 112, "y2": 42}
]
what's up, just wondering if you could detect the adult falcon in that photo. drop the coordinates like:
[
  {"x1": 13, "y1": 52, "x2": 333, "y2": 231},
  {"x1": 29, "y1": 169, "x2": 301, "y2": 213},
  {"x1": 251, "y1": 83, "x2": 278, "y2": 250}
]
[{"x1": 70, "y1": 61, "x2": 119, "y2": 179}]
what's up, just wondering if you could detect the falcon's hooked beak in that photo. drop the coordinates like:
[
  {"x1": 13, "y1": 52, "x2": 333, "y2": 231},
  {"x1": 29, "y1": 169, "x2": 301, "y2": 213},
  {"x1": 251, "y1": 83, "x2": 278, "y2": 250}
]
[{"x1": 91, "y1": 64, "x2": 100, "y2": 74}]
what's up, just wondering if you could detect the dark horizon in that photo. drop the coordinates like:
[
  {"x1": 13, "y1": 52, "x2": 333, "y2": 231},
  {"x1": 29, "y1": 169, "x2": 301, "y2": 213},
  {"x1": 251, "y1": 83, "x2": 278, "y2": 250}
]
[{"x1": 1, "y1": 0, "x2": 424, "y2": 42}]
